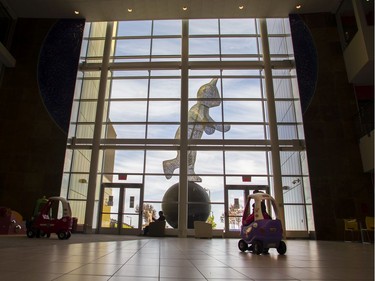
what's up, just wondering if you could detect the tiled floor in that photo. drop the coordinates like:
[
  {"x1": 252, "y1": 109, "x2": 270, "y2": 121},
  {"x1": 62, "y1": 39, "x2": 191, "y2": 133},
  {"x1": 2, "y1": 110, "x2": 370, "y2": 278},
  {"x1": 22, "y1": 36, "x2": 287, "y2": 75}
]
[{"x1": 0, "y1": 234, "x2": 373, "y2": 281}]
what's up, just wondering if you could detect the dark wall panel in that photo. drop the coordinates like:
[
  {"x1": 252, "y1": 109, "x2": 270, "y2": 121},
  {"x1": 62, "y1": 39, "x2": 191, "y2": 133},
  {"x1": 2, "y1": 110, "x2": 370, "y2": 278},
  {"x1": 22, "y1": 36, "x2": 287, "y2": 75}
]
[
  {"x1": 290, "y1": 13, "x2": 373, "y2": 240},
  {"x1": 0, "y1": 18, "x2": 84, "y2": 219}
]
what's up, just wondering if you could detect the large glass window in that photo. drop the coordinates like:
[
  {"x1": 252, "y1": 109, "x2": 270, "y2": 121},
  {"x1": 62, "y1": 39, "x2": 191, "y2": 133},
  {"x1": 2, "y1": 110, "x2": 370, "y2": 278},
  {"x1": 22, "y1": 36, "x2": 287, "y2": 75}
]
[{"x1": 62, "y1": 19, "x2": 313, "y2": 236}]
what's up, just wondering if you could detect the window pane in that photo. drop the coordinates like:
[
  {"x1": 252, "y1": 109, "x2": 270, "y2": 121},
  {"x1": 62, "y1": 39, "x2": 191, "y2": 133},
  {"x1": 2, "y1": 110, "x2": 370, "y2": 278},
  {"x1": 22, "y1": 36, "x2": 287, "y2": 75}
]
[
  {"x1": 189, "y1": 19, "x2": 219, "y2": 35},
  {"x1": 148, "y1": 101, "x2": 180, "y2": 122},
  {"x1": 71, "y1": 150, "x2": 91, "y2": 173},
  {"x1": 147, "y1": 125, "x2": 179, "y2": 139},
  {"x1": 145, "y1": 151, "x2": 177, "y2": 174},
  {"x1": 225, "y1": 151, "x2": 267, "y2": 174},
  {"x1": 111, "y1": 79, "x2": 149, "y2": 99},
  {"x1": 225, "y1": 176, "x2": 269, "y2": 185},
  {"x1": 115, "y1": 39, "x2": 151, "y2": 56},
  {"x1": 277, "y1": 125, "x2": 298, "y2": 140},
  {"x1": 221, "y1": 38, "x2": 258, "y2": 54},
  {"x1": 113, "y1": 150, "x2": 145, "y2": 173},
  {"x1": 211, "y1": 204, "x2": 225, "y2": 229},
  {"x1": 267, "y1": 18, "x2": 289, "y2": 34},
  {"x1": 194, "y1": 151, "x2": 224, "y2": 174},
  {"x1": 112, "y1": 70, "x2": 149, "y2": 78},
  {"x1": 75, "y1": 124, "x2": 95, "y2": 138},
  {"x1": 152, "y1": 38, "x2": 181, "y2": 55},
  {"x1": 150, "y1": 70, "x2": 181, "y2": 77},
  {"x1": 108, "y1": 124, "x2": 146, "y2": 139},
  {"x1": 284, "y1": 205, "x2": 307, "y2": 231},
  {"x1": 222, "y1": 69, "x2": 261, "y2": 76},
  {"x1": 77, "y1": 101, "x2": 97, "y2": 122},
  {"x1": 189, "y1": 38, "x2": 220, "y2": 55},
  {"x1": 280, "y1": 151, "x2": 302, "y2": 175},
  {"x1": 269, "y1": 37, "x2": 288, "y2": 54},
  {"x1": 222, "y1": 78, "x2": 262, "y2": 98},
  {"x1": 223, "y1": 101, "x2": 264, "y2": 122},
  {"x1": 276, "y1": 101, "x2": 297, "y2": 122},
  {"x1": 273, "y1": 78, "x2": 293, "y2": 99},
  {"x1": 81, "y1": 79, "x2": 100, "y2": 99},
  {"x1": 149, "y1": 79, "x2": 181, "y2": 98},
  {"x1": 109, "y1": 101, "x2": 147, "y2": 122},
  {"x1": 117, "y1": 21, "x2": 152, "y2": 36},
  {"x1": 198, "y1": 176, "x2": 224, "y2": 202},
  {"x1": 283, "y1": 180, "x2": 304, "y2": 204},
  {"x1": 153, "y1": 20, "x2": 182, "y2": 35},
  {"x1": 223, "y1": 125, "x2": 265, "y2": 139},
  {"x1": 220, "y1": 18, "x2": 257, "y2": 34}
]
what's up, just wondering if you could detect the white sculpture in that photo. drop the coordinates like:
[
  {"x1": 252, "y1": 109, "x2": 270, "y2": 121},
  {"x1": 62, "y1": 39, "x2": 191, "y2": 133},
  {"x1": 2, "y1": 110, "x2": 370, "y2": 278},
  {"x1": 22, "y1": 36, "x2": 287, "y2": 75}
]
[{"x1": 163, "y1": 78, "x2": 230, "y2": 182}]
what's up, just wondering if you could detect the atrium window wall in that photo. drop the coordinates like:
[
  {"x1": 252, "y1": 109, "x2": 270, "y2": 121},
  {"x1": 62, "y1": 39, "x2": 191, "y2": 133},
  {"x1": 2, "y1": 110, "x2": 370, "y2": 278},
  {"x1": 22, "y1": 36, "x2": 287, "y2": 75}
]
[{"x1": 61, "y1": 18, "x2": 314, "y2": 237}]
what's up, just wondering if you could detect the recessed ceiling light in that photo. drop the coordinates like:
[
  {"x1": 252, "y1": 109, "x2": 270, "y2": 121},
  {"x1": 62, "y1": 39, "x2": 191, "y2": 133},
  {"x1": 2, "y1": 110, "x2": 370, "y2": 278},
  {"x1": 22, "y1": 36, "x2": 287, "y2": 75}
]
[
  {"x1": 239, "y1": 5, "x2": 244, "y2": 10},
  {"x1": 296, "y1": 4, "x2": 302, "y2": 9},
  {"x1": 127, "y1": 8, "x2": 133, "y2": 12},
  {"x1": 74, "y1": 10, "x2": 80, "y2": 15},
  {"x1": 182, "y1": 6, "x2": 188, "y2": 11}
]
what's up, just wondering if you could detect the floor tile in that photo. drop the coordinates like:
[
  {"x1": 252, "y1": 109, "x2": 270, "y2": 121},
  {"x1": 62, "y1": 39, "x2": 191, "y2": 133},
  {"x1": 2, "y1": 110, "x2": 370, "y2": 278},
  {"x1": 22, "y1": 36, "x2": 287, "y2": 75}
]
[{"x1": 0, "y1": 234, "x2": 372, "y2": 281}]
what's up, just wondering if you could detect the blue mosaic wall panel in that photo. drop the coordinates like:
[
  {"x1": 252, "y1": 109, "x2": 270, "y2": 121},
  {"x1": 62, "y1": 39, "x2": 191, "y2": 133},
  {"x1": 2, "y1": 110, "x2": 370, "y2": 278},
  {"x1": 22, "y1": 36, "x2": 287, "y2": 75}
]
[
  {"x1": 38, "y1": 19, "x2": 85, "y2": 133},
  {"x1": 289, "y1": 14, "x2": 318, "y2": 115}
]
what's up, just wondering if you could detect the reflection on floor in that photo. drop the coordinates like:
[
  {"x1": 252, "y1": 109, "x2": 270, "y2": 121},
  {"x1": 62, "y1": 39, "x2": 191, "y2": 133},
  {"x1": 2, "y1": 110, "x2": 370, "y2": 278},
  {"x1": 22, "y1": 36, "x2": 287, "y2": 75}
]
[{"x1": 0, "y1": 234, "x2": 373, "y2": 280}]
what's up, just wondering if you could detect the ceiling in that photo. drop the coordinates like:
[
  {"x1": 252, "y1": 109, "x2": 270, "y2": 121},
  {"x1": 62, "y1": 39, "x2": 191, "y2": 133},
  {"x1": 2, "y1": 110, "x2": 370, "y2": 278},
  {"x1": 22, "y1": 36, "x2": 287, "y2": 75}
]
[{"x1": 3, "y1": 0, "x2": 341, "y2": 22}]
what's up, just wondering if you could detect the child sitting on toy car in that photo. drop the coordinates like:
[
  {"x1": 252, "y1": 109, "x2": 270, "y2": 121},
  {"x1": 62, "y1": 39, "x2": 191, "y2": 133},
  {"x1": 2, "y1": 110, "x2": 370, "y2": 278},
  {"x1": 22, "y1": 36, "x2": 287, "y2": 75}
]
[{"x1": 243, "y1": 201, "x2": 271, "y2": 226}]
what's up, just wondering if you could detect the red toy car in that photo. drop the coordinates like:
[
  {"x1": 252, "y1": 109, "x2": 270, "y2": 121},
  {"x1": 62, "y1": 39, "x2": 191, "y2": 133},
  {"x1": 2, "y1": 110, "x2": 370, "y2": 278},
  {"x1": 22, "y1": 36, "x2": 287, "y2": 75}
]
[
  {"x1": 26, "y1": 196, "x2": 73, "y2": 240},
  {"x1": 238, "y1": 192, "x2": 287, "y2": 255}
]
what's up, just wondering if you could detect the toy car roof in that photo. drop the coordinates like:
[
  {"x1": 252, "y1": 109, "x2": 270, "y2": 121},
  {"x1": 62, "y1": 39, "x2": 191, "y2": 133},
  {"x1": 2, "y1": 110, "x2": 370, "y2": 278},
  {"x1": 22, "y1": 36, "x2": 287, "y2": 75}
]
[
  {"x1": 46, "y1": 196, "x2": 72, "y2": 217},
  {"x1": 245, "y1": 192, "x2": 280, "y2": 219}
]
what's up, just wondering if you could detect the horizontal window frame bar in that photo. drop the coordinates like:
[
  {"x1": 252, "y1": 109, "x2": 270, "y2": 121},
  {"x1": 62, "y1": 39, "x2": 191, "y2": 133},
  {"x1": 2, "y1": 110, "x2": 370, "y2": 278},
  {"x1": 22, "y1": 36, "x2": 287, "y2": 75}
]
[
  {"x1": 70, "y1": 121, "x2": 303, "y2": 125},
  {"x1": 68, "y1": 138, "x2": 305, "y2": 150},
  {"x1": 73, "y1": 98, "x2": 300, "y2": 102},
  {"x1": 79, "y1": 60, "x2": 295, "y2": 71},
  {"x1": 84, "y1": 33, "x2": 290, "y2": 41}
]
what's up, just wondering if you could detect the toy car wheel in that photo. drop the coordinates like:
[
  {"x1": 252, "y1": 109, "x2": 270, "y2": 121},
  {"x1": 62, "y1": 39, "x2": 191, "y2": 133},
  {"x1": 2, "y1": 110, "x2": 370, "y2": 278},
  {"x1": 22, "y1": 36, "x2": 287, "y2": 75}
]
[
  {"x1": 58, "y1": 232, "x2": 67, "y2": 240},
  {"x1": 26, "y1": 229, "x2": 35, "y2": 238},
  {"x1": 253, "y1": 240, "x2": 263, "y2": 255},
  {"x1": 277, "y1": 241, "x2": 287, "y2": 255},
  {"x1": 238, "y1": 239, "x2": 248, "y2": 252},
  {"x1": 46, "y1": 233, "x2": 51, "y2": 238},
  {"x1": 66, "y1": 231, "x2": 71, "y2": 239}
]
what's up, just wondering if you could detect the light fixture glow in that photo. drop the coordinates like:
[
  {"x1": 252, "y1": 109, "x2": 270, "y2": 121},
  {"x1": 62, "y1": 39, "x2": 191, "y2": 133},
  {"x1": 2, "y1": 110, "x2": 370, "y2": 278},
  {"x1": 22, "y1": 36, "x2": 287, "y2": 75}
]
[
  {"x1": 74, "y1": 10, "x2": 80, "y2": 15},
  {"x1": 296, "y1": 4, "x2": 301, "y2": 9},
  {"x1": 127, "y1": 8, "x2": 133, "y2": 12},
  {"x1": 239, "y1": 5, "x2": 244, "y2": 10},
  {"x1": 182, "y1": 6, "x2": 188, "y2": 11}
]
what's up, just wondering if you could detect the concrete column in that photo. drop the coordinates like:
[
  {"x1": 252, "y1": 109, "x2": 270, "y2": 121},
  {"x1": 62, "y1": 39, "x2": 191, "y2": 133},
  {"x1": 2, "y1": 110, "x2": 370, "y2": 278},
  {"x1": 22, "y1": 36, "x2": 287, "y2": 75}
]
[
  {"x1": 84, "y1": 22, "x2": 114, "y2": 233},
  {"x1": 178, "y1": 20, "x2": 189, "y2": 237},
  {"x1": 259, "y1": 19, "x2": 286, "y2": 236}
]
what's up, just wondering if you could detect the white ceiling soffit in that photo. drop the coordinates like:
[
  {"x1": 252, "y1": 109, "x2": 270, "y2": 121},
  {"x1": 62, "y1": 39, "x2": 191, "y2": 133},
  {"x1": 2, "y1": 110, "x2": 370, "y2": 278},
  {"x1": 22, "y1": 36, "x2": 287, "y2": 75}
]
[{"x1": 4, "y1": 0, "x2": 341, "y2": 21}]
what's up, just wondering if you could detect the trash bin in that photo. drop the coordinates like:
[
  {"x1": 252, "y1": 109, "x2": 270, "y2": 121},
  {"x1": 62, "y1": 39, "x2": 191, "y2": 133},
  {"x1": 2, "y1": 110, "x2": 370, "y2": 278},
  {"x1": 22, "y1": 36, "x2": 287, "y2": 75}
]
[{"x1": 72, "y1": 217, "x2": 78, "y2": 233}]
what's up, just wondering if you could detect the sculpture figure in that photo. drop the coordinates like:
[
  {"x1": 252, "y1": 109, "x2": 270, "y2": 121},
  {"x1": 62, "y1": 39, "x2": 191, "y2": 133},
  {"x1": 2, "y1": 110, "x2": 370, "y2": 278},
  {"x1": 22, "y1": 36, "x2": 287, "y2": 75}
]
[{"x1": 163, "y1": 78, "x2": 230, "y2": 182}]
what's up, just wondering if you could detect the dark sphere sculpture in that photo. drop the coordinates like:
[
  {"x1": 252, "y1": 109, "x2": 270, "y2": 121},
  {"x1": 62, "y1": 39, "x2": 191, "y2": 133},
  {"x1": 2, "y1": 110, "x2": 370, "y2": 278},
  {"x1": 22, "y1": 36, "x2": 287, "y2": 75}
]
[{"x1": 162, "y1": 182, "x2": 211, "y2": 229}]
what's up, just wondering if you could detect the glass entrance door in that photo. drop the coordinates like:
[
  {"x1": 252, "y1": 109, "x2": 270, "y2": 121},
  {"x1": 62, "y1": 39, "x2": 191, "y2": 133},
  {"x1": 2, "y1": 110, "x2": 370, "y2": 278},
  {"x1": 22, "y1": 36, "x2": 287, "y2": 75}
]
[
  {"x1": 98, "y1": 183, "x2": 143, "y2": 235},
  {"x1": 224, "y1": 185, "x2": 269, "y2": 238}
]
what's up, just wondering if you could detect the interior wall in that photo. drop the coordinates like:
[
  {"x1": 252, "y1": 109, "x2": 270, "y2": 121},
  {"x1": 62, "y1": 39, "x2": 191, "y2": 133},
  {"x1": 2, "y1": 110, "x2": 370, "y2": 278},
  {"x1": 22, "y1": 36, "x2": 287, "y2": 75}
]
[
  {"x1": 291, "y1": 13, "x2": 374, "y2": 240},
  {"x1": 0, "y1": 18, "x2": 84, "y2": 219}
]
